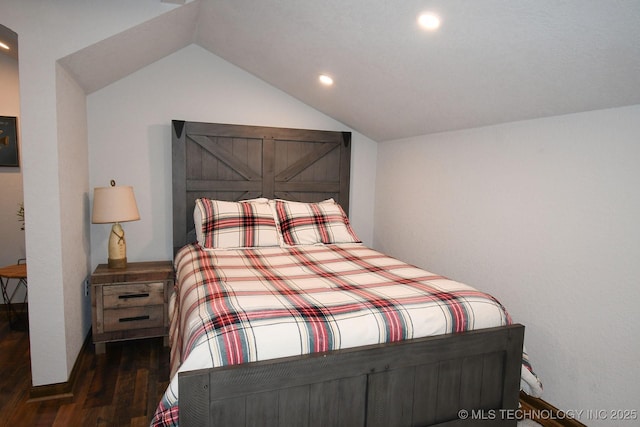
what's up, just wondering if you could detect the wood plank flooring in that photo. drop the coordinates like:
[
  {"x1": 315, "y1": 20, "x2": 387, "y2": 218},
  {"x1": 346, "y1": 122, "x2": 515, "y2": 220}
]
[{"x1": 0, "y1": 315, "x2": 170, "y2": 427}]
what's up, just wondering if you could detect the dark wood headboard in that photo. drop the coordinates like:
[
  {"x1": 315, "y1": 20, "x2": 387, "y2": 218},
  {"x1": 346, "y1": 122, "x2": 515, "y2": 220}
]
[{"x1": 172, "y1": 120, "x2": 352, "y2": 253}]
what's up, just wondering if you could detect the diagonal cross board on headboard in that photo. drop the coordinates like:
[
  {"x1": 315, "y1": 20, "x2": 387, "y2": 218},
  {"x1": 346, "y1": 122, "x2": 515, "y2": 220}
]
[{"x1": 172, "y1": 120, "x2": 352, "y2": 253}]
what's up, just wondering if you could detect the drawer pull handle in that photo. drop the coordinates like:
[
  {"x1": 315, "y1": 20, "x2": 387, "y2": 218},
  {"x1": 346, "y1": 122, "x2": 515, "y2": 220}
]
[
  {"x1": 119, "y1": 293, "x2": 149, "y2": 299},
  {"x1": 119, "y1": 315, "x2": 150, "y2": 323}
]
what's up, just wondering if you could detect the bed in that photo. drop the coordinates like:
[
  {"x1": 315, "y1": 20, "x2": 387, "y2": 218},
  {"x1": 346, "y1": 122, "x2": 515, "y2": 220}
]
[{"x1": 152, "y1": 120, "x2": 541, "y2": 426}]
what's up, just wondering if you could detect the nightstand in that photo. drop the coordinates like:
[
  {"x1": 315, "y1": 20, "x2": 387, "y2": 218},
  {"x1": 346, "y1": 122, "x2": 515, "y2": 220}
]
[{"x1": 90, "y1": 260, "x2": 174, "y2": 354}]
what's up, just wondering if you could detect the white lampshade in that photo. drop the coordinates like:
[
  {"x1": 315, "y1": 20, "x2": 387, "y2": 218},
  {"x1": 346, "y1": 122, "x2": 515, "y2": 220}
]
[{"x1": 92, "y1": 185, "x2": 140, "y2": 224}]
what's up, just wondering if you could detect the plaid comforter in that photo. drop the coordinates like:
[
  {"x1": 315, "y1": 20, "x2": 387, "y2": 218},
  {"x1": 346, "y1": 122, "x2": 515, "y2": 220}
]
[{"x1": 152, "y1": 243, "x2": 539, "y2": 426}]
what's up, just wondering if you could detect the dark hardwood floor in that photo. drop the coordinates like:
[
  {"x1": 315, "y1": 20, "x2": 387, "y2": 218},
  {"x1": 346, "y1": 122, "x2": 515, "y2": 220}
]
[{"x1": 0, "y1": 314, "x2": 170, "y2": 427}]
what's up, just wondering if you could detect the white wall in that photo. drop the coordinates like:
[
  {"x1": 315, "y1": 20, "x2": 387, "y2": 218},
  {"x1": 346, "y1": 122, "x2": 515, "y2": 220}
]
[
  {"x1": 88, "y1": 44, "x2": 377, "y2": 267},
  {"x1": 56, "y1": 63, "x2": 93, "y2": 371},
  {"x1": 375, "y1": 105, "x2": 640, "y2": 425}
]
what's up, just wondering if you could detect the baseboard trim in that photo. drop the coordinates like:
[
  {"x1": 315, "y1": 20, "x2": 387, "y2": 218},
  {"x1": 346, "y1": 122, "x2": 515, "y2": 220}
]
[
  {"x1": 520, "y1": 392, "x2": 587, "y2": 427},
  {"x1": 28, "y1": 330, "x2": 92, "y2": 403}
]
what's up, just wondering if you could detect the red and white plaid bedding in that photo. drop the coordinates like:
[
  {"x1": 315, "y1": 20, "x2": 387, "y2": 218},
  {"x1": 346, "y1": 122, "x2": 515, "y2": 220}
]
[{"x1": 152, "y1": 243, "x2": 540, "y2": 426}]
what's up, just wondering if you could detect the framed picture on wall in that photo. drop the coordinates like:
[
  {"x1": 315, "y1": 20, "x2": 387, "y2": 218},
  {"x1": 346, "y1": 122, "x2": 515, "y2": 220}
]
[{"x1": 0, "y1": 116, "x2": 19, "y2": 167}]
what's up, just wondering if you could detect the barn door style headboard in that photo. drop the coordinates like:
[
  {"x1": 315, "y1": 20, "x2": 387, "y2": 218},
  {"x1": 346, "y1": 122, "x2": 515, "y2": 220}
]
[{"x1": 172, "y1": 120, "x2": 352, "y2": 253}]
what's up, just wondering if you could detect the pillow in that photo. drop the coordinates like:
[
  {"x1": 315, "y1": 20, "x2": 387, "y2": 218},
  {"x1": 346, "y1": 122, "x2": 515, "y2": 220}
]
[
  {"x1": 194, "y1": 198, "x2": 279, "y2": 249},
  {"x1": 194, "y1": 197, "x2": 272, "y2": 246},
  {"x1": 272, "y1": 199, "x2": 360, "y2": 246}
]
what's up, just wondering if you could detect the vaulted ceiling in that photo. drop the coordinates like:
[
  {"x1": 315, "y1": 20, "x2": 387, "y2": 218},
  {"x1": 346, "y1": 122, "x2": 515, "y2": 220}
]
[
  {"x1": 0, "y1": 24, "x2": 18, "y2": 60},
  {"x1": 59, "y1": 0, "x2": 640, "y2": 142}
]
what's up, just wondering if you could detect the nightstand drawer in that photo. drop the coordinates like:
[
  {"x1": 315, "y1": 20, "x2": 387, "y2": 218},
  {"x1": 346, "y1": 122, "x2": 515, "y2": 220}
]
[
  {"x1": 103, "y1": 305, "x2": 164, "y2": 332},
  {"x1": 103, "y1": 282, "x2": 165, "y2": 308}
]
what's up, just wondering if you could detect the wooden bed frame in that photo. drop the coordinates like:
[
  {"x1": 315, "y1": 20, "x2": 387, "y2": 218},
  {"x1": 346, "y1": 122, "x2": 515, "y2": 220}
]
[{"x1": 171, "y1": 120, "x2": 524, "y2": 426}]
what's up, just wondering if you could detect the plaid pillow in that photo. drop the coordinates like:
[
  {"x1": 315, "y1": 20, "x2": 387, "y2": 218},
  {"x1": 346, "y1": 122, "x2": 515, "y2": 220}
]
[
  {"x1": 272, "y1": 199, "x2": 361, "y2": 246},
  {"x1": 195, "y1": 198, "x2": 279, "y2": 249}
]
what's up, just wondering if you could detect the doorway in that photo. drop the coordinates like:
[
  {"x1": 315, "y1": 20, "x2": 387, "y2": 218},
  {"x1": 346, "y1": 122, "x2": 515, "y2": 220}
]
[{"x1": 0, "y1": 24, "x2": 27, "y2": 328}]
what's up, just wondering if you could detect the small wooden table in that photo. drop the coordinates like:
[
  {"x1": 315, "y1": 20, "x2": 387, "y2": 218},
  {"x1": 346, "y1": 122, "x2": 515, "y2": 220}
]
[{"x1": 0, "y1": 263, "x2": 28, "y2": 330}]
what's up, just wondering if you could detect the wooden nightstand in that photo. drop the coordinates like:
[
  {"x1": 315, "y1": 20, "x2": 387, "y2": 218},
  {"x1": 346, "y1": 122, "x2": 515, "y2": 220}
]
[{"x1": 90, "y1": 260, "x2": 174, "y2": 353}]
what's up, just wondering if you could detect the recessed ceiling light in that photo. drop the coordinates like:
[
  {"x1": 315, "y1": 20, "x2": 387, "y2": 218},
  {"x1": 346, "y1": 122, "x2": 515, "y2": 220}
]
[
  {"x1": 418, "y1": 12, "x2": 441, "y2": 31},
  {"x1": 0, "y1": 41, "x2": 10, "y2": 50},
  {"x1": 319, "y1": 74, "x2": 334, "y2": 86}
]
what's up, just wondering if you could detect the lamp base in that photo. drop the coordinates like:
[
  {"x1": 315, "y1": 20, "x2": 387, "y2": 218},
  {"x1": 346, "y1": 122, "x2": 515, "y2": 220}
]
[
  {"x1": 108, "y1": 222, "x2": 128, "y2": 269},
  {"x1": 108, "y1": 257, "x2": 127, "y2": 269}
]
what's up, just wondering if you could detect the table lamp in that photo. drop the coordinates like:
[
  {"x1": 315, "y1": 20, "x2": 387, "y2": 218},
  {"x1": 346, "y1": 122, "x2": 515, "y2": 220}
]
[{"x1": 92, "y1": 180, "x2": 140, "y2": 269}]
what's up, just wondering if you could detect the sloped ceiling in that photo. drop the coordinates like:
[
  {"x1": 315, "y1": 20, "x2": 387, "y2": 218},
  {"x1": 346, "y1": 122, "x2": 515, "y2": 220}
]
[
  {"x1": 59, "y1": 0, "x2": 640, "y2": 142},
  {"x1": 0, "y1": 24, "x2": 18, "y2": 59}
]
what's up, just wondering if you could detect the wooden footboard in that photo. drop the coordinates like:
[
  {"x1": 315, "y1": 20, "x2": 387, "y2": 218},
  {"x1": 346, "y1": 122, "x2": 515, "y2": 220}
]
[{"x1": 179, "y1": 324, "x2": 524, "y2": 427}]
